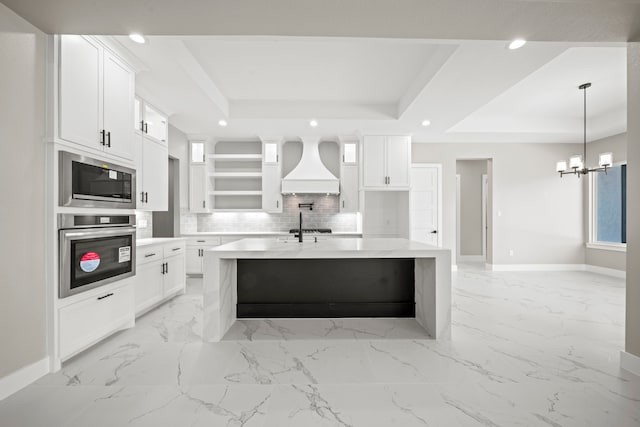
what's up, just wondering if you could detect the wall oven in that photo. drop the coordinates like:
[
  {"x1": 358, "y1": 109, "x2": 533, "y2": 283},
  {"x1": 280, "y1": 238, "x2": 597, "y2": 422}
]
[
  {"x1": 59, "y1": 214, "x2": 136, "y2": 298},
  {"x1": 59, "y1": 151, "x2": 136, "y2": 209}
]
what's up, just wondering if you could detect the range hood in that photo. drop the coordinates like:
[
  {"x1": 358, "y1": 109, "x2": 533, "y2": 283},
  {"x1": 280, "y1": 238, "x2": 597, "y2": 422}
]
[{"x1": 281, "y1": 136, "x2": 340, "y2": 194}]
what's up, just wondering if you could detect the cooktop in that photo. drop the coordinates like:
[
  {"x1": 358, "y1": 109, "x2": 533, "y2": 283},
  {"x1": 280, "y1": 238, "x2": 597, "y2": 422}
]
[{"x1": 288, "y1": 228, "x2": 332, "y2": 234}]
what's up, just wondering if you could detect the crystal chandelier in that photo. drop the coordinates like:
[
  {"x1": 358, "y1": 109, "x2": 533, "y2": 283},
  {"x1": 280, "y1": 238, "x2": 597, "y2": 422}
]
[{"x1": 556, "y1": 83, "x2": 612, "y2": 177}]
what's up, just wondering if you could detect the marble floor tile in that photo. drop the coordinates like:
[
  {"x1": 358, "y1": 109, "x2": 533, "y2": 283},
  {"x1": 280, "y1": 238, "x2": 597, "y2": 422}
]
[{"x1": 2, "y1": 269, "x2": 640, "y2": 427}]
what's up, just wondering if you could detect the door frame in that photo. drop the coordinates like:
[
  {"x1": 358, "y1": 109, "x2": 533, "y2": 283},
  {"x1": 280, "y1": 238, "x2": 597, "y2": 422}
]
[
  {"x1": 482, "y1": 173, "x2": 488, "y2": 261},
  {"x1": 410, "y1": 163, "x2": 443, "y2": 247}
]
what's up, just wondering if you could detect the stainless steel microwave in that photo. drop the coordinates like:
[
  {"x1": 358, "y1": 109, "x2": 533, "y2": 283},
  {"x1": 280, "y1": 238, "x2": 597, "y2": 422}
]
[{"x1": 59, "y1": 151, "x2": 136, "y2": 209}]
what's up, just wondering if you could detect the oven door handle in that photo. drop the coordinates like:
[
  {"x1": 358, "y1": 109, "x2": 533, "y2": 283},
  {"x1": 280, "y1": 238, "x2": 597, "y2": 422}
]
[{"x1": 61, "y1": 226, "x2": 137, "y2": 239}]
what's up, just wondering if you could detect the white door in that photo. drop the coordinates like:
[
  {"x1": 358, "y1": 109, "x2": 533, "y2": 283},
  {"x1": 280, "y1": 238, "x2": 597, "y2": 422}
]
[
  {"x1": 386, "y1": 136, "x2": 410, "y2": 188},
  {"x1": 362, "y1": 136, "x2": 386, "y2": 187},
  {"x1": 262, "y1": 164, "x2": 282, "y2": 213},
  {"x1": 59, "y1": 35, "x2": 102, "y2": 150},
  {"x1": 340, "y1": 165, "x2": 358, "y2": 213},
  {"x1": 164, "y1": 255, "x2": 186, "y2": 296},
  {"x1": 185, "y1": 247, "x2": 202, "y2": 275},
  {"x1": 103, "y1": 51, "x2": 134, "y2": 161},
  {"x1": 134, "y1": 261, "x2": 164, "y2": 315},
  {"x1": 189, "y1": 164, "x2": 208, "y2": 212},
  {"x1": 410, "y1": 165, "x2": 440, "y2": 246},
  {"x1": 142, "y1": 138, "x2": 168, "y2": 211}
]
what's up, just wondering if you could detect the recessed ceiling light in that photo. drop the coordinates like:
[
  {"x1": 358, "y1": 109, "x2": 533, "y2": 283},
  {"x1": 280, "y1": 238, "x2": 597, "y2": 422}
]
[
  {"x1": 129, "y1": 33, "x2": 146, "y2": 44},
  {"x1": 309, "y1": 119, "x2": 318, "y2": 127},
  {"x1": 508, "y1": 39, "x2": 527, "y2": 50},
  {"x1": 421, "y1": 120, "x2": 431, "y2": 127},
  {"x1": 218, "y1": 119, "x2": 228, "y2": 127}
]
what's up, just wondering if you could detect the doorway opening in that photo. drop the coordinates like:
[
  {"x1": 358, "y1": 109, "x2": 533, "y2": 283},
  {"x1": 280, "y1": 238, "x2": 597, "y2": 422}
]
[{"x1": 456, "y1": 159, "x2": 492, "y2": 266}]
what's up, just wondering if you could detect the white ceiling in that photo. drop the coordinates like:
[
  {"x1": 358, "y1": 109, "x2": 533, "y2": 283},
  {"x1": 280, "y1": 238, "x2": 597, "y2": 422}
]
[{"x1": 109, "y1": 35, "x2": 627, "y2": 143}]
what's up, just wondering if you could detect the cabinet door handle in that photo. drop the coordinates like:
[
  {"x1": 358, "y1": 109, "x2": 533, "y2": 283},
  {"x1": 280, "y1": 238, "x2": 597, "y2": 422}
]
[
  {"x1": 97, "y1": 292, "x2": 114, "y2": 301},
  {"x1": 165, "y1": 262, "x2": 168, "y2": 274},
  {"x1": 342, "y1": 200, "x2": 345, "y2": 208},
  {"x1": 161, "y1": 263, "x2": 165, "y2": 274},
  {"x1": 144, "y1": 192, "x2": 148, "y2": 203},
  {"x1": 199, "y1": 249, "x2": 203, "y2": 257},
  {"x1": 202, "y1": 200, "x2": 205, "y2": 208},
  {"x1": 144, "y1": 252, "x2": 156, "y2": 258},
  {"x1": 276, "y1": 200, "x2": 279, "y2": 208},
  {"x1": 172, "y1": 247, "x2": 181, "y2": 252},
  {"x1": 140, "y1": 120, "x2": 145, "y2": 132},
  {"x1": 144, "y1": 122, "x2": 148, "y2": 134},
  {"x1": 388, "y1": 176, "x2": 391, "y2": 185},
  {"x1": 100, "y1": 129, "x2": 106, "y2": 146},
  {"x1": 106, "y1": 131, "x2": 111, "y2": 147},
  {"x1": 197, "y1": 240, "x2": 205, "y2": 243},
  {"x1": 141, "y1": 192, "x2": 145, "y2": 203}
]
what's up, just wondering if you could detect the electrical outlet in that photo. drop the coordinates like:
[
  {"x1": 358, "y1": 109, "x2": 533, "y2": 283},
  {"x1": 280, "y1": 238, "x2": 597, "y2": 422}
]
[{"x1": 509, "y1": 249, "x2": 514, "y2": 257}]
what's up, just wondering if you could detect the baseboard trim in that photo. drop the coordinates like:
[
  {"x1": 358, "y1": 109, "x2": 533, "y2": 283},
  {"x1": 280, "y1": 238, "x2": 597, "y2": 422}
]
[
  {"x1": 457, "y1": 255, "x2": 486, "y2": 262},
  {"x1": 621, "y1": 351, "x2": 640, "y2": 377},
  {"x1": 490, "y1": 264, "x2": 586, "y2": 272},
  {"x1": 585, "y1": 265, "x2": 626, "y2": 279},
  {"x1": 0, "y1": 357, "x2": 50, "y2": 401}
]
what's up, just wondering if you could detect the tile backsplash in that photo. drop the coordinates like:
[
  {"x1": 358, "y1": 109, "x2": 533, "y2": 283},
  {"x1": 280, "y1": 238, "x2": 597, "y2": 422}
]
[
  {"x1": 135, "y1": 211, "x2": 153, "y2": 239},
  {"x1": 194, "y1": 194, "x2": 358, "y2": 233}
]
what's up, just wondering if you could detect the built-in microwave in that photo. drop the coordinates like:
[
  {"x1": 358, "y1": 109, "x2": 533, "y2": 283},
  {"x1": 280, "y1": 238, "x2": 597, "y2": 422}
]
[{"x1": 59, "y1": 151, "x2": 136, "y2": 209}]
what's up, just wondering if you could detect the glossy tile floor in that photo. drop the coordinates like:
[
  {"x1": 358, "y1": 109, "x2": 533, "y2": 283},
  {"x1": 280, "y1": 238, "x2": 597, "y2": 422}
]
[{"x1": 2, "y1": 266, "x2": 639, "y2": 426}]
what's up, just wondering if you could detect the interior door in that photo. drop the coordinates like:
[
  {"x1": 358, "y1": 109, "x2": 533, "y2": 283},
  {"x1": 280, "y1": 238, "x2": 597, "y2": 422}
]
[
  {"x1": 410, "y1": 165, "x2": 439, "y2": 246},
  {"x1": 103, "y1": 51, "x2": 134, "y2": 160},
  {"x1": 59, "y1": 35, "x2": 101, "y2": 149}
]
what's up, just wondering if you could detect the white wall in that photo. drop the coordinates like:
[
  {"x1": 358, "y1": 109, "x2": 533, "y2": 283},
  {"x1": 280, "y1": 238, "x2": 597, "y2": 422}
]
[
  {"x1": 0, "y1": 3, "x2": 47, "y2": 378},
  {"x1": 413, "y1": 142, "x2": 584, "y2": 266},
  {"x1": 167, "y1": 124, "x2": 189, "y2": 209},
  {"x1": 583, "y1": 132, "x2": 627, "y2": 272},
  {"x1": 456, "y1": 160, "x2": 487, "y2": 256}
]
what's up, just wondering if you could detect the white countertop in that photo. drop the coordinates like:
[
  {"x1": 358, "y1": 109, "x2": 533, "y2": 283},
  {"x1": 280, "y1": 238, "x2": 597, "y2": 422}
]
[
  {"x1": 182, "y1": 231, "x2": 363, "y2": 236},
  {"x1": 136, "y1": 237, "x2": 186, "y2": 247},
  {"x1": 206, "y1": 237, "x2": 448, "y2": 259}
]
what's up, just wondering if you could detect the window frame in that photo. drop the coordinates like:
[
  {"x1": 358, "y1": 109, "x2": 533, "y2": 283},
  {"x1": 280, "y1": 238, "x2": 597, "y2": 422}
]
[{"x1": 588, "y1": 161, "x2": 627, "y2": 252}]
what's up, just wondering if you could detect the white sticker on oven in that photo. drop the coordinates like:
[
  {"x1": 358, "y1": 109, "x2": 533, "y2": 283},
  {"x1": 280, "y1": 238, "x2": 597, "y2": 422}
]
[
  {"x1": 118, "y1": 246, "x2": 131, "y2": 263},
  {"x1": 109, "y1": 170, "x2": 118, "y2": 180}
]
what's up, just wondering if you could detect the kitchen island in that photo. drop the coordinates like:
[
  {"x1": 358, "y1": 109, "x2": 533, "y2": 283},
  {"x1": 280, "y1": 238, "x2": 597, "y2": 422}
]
[{"x1": 203, "y1": 238, "x2": 451, "y2": 341}]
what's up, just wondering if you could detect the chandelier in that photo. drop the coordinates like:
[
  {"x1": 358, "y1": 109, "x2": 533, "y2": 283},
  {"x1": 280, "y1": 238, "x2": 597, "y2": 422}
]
[{"x1": 556, "y1": 83, "x2": 612, "y2": 177}]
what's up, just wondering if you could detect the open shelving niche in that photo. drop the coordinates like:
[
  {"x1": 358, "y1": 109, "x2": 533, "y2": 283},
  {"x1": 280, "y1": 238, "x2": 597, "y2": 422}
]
[{"x1": 208, "y1": 140, "x2": 263, "y2": 211}]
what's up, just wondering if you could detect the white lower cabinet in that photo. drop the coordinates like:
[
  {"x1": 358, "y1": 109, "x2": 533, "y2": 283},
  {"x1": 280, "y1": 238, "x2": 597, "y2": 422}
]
[
  {"x1": 59, "y1": 280, "x2": 134, "y2": 361},
  {"x1": 135, "y1": 240, "x2": 186, "y2": 316},
  {"x1": 185, "y1": 236, "x2": 221, "y2": 275}
]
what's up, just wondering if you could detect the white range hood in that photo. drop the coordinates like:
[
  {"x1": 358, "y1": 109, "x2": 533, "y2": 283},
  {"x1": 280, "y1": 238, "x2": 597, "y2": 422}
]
[{"x1": 281, "y1": 136, "x2": 340, "y2": 194}]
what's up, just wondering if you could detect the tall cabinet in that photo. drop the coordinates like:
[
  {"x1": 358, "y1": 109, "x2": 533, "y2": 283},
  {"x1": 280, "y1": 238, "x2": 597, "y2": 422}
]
[
  {"x1": 135, "y1": 97, "x2": 169, "y2": 211},
  {"x1": 262, "y1": 139, "x2": 283, "y2": 213}
]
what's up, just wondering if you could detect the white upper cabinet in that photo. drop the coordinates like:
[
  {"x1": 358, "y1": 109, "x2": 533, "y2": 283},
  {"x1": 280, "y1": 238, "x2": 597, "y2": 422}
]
[
  {"x1": 57, "y1": 35, "x2": 135, "y2": 161},
  {"x1": 135, "y1": 97, "x2": 168, "y2": 146},
  {"x1": 143, "y1": 103, "x2": 168, "y2": 145},
  {"x1": 362, "y1": 135, "x2": 410, "y2": 190},
  {"x1": 262, "y1": 140, "x2": 282, "y2": 212},
  {"x1": 340, "y1": 165, "x2": 358, "y2": 212},
  {"x1": 103, "y1": 51, "x2": 135, "y2": 160},
  {"x1": 139, "y1": 134, "x2": 169, "y2": 211},
  {"x1": 189, "y1": 163, "x2": 208, "y2": 212}
]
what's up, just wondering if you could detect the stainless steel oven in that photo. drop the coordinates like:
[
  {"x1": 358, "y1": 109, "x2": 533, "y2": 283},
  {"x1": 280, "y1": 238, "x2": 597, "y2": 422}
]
[
  {"x1": 59, "y1": 214, "x2": 136, "y2": 298},
  {"x1": 59, "y1": 151, "x2": 136, "y2": 209}
]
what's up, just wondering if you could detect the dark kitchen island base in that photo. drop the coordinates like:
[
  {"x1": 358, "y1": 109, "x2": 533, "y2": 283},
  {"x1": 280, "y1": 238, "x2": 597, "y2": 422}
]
[{"x1": 236, "y1": 258, "x2": 415, "y2": 318}]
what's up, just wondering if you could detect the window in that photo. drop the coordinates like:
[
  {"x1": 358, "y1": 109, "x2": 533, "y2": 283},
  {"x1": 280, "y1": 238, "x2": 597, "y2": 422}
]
[{"x1": 592, "y1": 164, "x2": 626, "y2": 246}]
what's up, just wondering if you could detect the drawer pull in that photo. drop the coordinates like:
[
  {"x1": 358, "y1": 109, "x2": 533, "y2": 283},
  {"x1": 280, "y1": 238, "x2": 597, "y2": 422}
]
[
  {"x1": 97, "y1": 293, "x2": 114, "y2": 301},
  {"x1": 144, "y1": 253, "x2": 156, "y2": 258},
  {"x1": 196, "y1": 240, "x2": 206, "y2": 243},
  {"x1": 172, "y1": 247, "x2": 181, "y2": 251}
]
